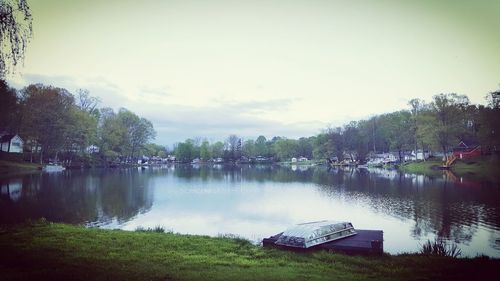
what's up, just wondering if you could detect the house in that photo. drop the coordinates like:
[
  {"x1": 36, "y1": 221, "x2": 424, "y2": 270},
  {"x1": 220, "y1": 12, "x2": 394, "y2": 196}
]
[
  {"x1": 86, "y1": 145, "x2": 100, "y2": 154},
  {"x1": 453, "y1": 141, "x2": 481, "y2": 159},
  {"x1": 298, "y1": 156, "x2": 308, "y2": 162},
  {"x1": 0, "y1": 134, "x2": 23, "y2": 153},
  {"x1": 367, "y1": 153, "x2": 397, "y2": 165},
  {"x1": 404, "y1": 150, "x2": 429, "y2": 161}
]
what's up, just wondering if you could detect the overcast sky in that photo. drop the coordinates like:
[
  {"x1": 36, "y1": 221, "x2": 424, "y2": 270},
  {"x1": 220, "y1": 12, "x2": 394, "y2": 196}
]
[{"x1": 7, "y1": 0, "x2": 500, "y2": 146}]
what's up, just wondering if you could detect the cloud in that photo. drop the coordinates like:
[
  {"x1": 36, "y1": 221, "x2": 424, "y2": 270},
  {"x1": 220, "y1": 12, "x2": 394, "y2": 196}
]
[
  {"x1": 138, "y1": 102, "x2": 325, "y2": 145},
  {"x1": 137, "y1": 85, "x2": 171, "y2": 99},
  {"x1": 7, "y1": 73, "x2": 326, "y2": 146},
  {"x1": 8, "y1": 73, "x2": 129, "y2": 110}
]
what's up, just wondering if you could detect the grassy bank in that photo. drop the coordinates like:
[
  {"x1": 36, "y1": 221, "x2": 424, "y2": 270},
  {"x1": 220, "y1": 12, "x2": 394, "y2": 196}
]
[
  {"x1": 0, "y1": 160, "x2": 41, "y2": 178},
  {"x1": 0, "y1": 222, "x2": 498, "y2": 281},
  {"x1": 399, "y1": 156, "x2": 500, "y2": 181}
]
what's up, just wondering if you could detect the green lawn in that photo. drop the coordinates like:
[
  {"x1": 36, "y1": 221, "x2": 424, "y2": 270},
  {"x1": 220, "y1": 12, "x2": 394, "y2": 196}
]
[
  {"x1": 0, "y1": 222, "x2": 498, "y2": 281},
  {"x1": 399, "y1": 156, "x2": 500, "y2": 182},
  {"x1": 0, "y1": 160, "x2": 41, "y2": 178}
]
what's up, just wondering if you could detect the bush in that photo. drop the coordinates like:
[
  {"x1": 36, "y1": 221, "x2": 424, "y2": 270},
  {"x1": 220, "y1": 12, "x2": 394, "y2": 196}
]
[
  {"x1": 420, "y1": 239, "x2": 462, "y2": 258},
  {"x1": 135, "y1": 225, "x2": 170, "y2": 233}
]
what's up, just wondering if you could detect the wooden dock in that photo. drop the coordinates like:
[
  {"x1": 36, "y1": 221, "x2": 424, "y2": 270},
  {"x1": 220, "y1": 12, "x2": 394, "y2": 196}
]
[{"x1": 263, "y1": 229, "x2": 383, "y2": 255}]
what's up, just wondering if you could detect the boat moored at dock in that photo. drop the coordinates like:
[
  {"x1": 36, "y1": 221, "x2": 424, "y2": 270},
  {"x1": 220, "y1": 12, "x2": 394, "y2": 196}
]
[{"x1": 263, "y1": 220, "x2": 383, "y2": 254}]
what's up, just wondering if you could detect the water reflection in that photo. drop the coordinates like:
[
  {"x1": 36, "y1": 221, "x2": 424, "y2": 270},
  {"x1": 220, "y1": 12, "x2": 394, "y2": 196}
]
[
  {"x1": 0, "y1": 169, "x2": 154, "y2": 225},
  {"x1": 0, "y1": 165, "x2": 498, "y2": 257}
]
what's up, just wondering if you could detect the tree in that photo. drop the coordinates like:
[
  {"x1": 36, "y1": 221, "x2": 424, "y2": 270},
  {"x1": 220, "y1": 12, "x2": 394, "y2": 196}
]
[
  {"x1": 296, "y1": 137, "x2": 313, "y2": 159},
  {"x1": 20, "y1": 84, "x2": 75, "y2": 163},
  {"x1": 486, "y1": 90, "x2": 500, "y2": 109},
  {"x1": 225, "y1": 134, "x2": 240, "y2": 160},
  {"x1": 384, "y1": 111, "x2": 412, "y2": 162},
  {"x1": 64, "y1": 105, "x2": 98, "y2": 157},
  {"x1": 199, "y1": 140, "x2": 210, "y2": 161},
  {"x1": 477, "y1": 90, "x2": 500, "y2": 151},
  {"x1": 255, "y1": 135, "x2": 268, "y2": 156},
  {"x1": 0, "y1": 79, "x2": 20, "y2": 131},
  {"x1": 76, "y1": 89, "x2": 100, "y2": 114},
  {"x1": 312, "y1": 133, "x2": 331, "y2": 160},
  {"x1": 0, "y1": 0, "x2": 33, "y2": 77},
  {"x1": 141, "y1": 143, "x2": 167, "y2": 158},
  {"x1": 242, "y1": 139, "x2": 256, "y2": 158},
  {"x1": 210, "y1": 141, "x2": 224, "y2": 158},
  {"x1": 175, "y1": 139, "x2": 195, "y2": 162},
  {"x1": 98, "y1": 108, "x2": 127, "y2": 159},
  {"x1": 327, "y1": 128, "x2": 344, "y2": 161},
  {"x1": 431, "y1": 93, "x2": 469, "y2": 157},
  {"x1": 273, "y1": 138, "x2": 297, "y2": 161},
  {"x1": 408, "y1": 98, "x2": 425, "y2": 154},
  {"x1": 116, "y1": 108, "x2": 156, "y2": 158}
]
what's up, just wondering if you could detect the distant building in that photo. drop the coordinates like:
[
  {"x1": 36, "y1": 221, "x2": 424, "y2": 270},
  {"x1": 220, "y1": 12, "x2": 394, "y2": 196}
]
[
  {"x1": 291, "y1": 157, "x2": 297, "y2": 163},
  {"x1": 404, "y1": 150, "x2": 429, "y2": 161},
  {"x1": 0, "y1": 134, "x2": 23, "y2": 153},
  {"x1": 86, "y1": 145, "x2": 100, "y2": 154},
  {"x1": 453, "y1": 141, "x2": 481, "y2": 159}
]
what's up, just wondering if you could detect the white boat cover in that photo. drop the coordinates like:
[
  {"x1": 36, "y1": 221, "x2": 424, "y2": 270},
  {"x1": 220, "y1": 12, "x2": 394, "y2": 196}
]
[{"x1": 274, "y1": 220, "x2": 357, "y2": 248}]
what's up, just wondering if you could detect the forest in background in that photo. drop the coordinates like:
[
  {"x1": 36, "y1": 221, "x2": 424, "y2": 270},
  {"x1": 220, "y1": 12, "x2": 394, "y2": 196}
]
[
  {"x1": 2, "y1": 80, "x2": 499, "y2": 165},
  {"x1": 0, "y1": 80, "x2": 156, "y2": 165},
  {"x1": 173, "y1": 90, "x2": 500, "y2": 163}
]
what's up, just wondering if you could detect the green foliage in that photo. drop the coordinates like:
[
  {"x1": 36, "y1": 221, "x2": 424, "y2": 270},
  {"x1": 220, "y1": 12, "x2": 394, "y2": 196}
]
[
  {"x1": 420, "y1": 239, "x2": 462, "y2": 258},
  {"x1": 141, "y1": 143, "x2": 167, "y2": 157},
  {"x1": 0, "y1": 79, "x2": 20, "y2": 131},
  {"x1": 175, "y1": 139, "x2": 195, "y2": 162},
  {"x1": 241, "y1": 139, "x2": 255, "y2": 157},
  {"x1": 0, "y1": 80, "x2": 157, "y2": 165},
  {"x1": 199, "y1": 140, "x2": 210, "y2": 160},
  {"x1": 254, "y1": 135, "x2": 268, "y2": 156},
  {"x1": 273, "y1": 138, "x2": 298, "y2": 161},
  {"x1": 97, "y1": 107, "x2": 156, "y2": 160},
  {"x1": 431, "y1": 93, "x2": 469, "y2": 155},
  {"x1": 1, "y1": 222, "x2": 499, "y2": 281},
  {"x1": 0, "y1": 0, "x2": 33, "y2": 77},
  {"x1": 211, "y1": 141, "x2": 225, "y2": 158},
  {"x1": 20, "y1": 84, "x2": 76, "y2": 162},
  {"x1": 135, "y1": 225, "x2": 169, "y2": 233}
]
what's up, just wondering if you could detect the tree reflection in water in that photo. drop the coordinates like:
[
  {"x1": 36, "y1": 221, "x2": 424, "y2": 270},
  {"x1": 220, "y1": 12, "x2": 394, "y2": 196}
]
[{"x1": 0, "y1": 165, "x2": 498, "y2": 256}]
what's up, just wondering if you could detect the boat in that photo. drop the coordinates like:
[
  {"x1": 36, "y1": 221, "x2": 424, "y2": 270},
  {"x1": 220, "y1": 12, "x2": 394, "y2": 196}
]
[
  {"x1": 273, "y1": 220, "x2": 357, "y2": 249},
  {"x1": 263, "y1": 220, "x2": 384, "y2": 254},
  {"x1": 43, "y1": 164, "x2": 65, "y2": 172}
]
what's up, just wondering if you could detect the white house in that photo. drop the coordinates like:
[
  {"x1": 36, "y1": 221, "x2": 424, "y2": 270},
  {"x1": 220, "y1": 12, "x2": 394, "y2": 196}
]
[{"x1": 0, "y1": 134, "x2": 23, "y2": 153}]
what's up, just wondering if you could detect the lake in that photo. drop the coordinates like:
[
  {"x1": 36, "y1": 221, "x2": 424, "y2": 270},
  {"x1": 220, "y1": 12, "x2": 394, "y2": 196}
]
[{"x1": 1, "y1": 164, "x2": 499, "y2": 257}]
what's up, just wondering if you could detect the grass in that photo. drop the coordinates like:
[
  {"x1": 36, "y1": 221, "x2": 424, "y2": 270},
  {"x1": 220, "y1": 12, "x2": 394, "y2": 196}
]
[
  {"x1": 399, "y1": 156, "x2": 500, "y2": 182},
  {"x1": 420, "y1": 239, "x2": 462, "y2": 258},
  {"x1": 0, "y1": 221, "x2": 499, "y2": 281},
  {"x1": 0, "y1": 160, "x2": 42, "y2": 178},
  {"x1": 398, "y1": 159, "x2": 443, "y2": 176}
]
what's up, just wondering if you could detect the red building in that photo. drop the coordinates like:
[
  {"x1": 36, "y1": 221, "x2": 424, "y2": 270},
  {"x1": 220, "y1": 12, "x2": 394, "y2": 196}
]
[{"x1": 452, "y1": 141, "x2": 481, "y2": 159}]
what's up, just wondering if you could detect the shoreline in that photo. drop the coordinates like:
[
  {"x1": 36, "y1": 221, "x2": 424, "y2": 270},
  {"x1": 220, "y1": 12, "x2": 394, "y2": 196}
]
[{"x1": 0, "y1": 221, "x2": 499, "y2": 281}]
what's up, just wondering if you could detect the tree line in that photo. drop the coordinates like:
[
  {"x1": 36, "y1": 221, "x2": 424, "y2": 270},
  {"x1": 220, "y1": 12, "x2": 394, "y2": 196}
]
[
  {"x1": 172, "y1": 91, "x2": 500, "y2": 163},
  {"x1": 0, "y1": 80, "x2": 156, "y2": 164},
  {"x1": 2, "y1": 78, "x2": 499, "y2": 165}
]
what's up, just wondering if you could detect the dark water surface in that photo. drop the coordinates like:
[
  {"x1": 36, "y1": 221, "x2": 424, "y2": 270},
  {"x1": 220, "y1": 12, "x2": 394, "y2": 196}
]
[{"x1": 1, "y1": 165, "x2": 499, "y2": 257}]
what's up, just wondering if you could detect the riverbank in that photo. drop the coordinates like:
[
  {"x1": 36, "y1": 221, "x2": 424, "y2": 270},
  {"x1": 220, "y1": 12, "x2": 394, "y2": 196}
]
[
  {"x1": 0, "y1": 222, "x2": 498, "y2": 281},
  {"x1": 278, "y1": 159, "x2": 322, "y2": 166},
  {"x1": 399, "y1": 156, "x2": 500, "y2": 182},
  {"x1": 0, "y1": 160, "x2": 41, "y2": 178}
]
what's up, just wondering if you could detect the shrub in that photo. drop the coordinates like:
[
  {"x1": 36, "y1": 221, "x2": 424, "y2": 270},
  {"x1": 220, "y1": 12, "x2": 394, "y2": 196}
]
[{"x1": 420, "y1": 239, "x2": 462, "y2": 258}]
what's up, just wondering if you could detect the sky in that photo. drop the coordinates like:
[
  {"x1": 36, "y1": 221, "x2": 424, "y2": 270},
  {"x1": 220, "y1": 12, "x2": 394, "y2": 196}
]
[{"x1": 6, "y1": 0, "x2": 500, "y2": 146}]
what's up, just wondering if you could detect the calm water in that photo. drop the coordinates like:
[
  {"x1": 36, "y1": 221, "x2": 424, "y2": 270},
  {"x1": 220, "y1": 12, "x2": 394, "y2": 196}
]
[{"x1": 1, "y1": 165, "x2": 499, "y2": 257}]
